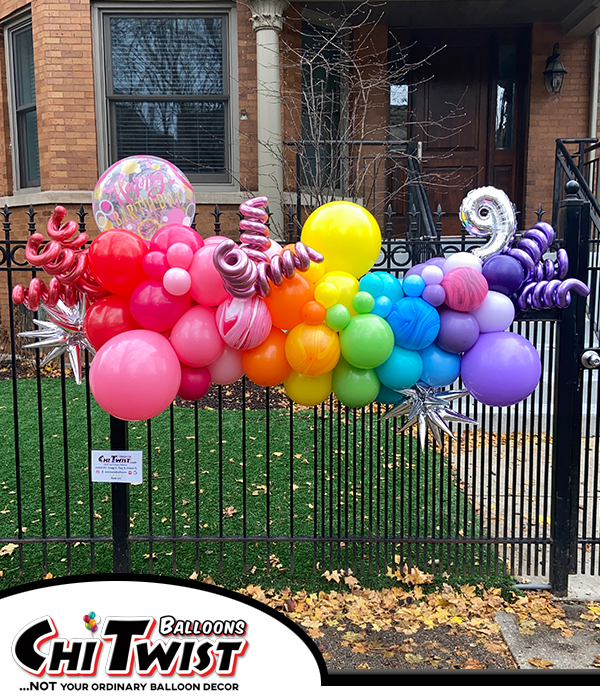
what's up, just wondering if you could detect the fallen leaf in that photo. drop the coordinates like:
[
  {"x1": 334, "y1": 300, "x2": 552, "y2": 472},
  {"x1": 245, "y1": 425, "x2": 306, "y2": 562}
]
[
  {"x1": 404, "y1": 653, "x2": 424, "y2": 665},
  {"x1": 189, "y1": 571, "x2": 198, "y2": 580},
  {"x1": 484, "y1": 642, "x2": 506, "y2": 654},
  {"x1": 529, "y1": 657, "x2": 554, "y2": 669},
  {"x1": 43, "y1": 572, "x2": 54, "y2": 580},
  {"x1": 462, "y1": 658, "x2": 484, "y2": 669},
  {"x1": 356, "y1": 662, "x2": 370, "y2": 669},
  {"x1": 593, "y1": 655, "x2": 600, "y2": 668},
  {"x1": 0, "y1": 543, "x2": 17, "y2": 557},
  {"x1": 223, "y1": 506, "x2": 238, "y2": 518}
]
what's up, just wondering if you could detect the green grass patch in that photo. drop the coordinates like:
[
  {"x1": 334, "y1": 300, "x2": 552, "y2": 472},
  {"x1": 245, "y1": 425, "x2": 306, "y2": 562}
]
[{"x1": 0, "y1": 377, "x2": 511, "y2": 592}]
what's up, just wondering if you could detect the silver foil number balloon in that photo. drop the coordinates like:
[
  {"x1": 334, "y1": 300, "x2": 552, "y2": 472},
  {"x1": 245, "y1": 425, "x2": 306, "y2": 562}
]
[{"x1": 459, "y1": 186, "x2": 517, "y2": 260}]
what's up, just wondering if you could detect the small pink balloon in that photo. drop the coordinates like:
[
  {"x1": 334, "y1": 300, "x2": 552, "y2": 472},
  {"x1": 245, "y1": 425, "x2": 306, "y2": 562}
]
[
  {"x1": 163, "y1": 268, "x2": 192, "y2": 296},
  {"x1": 207, "y1": 345, "x2": 244, "y2": 385},
  {"x1": 150, "y1": 224, "x2": 204, "y2": 253},
  {"x1": 265, "y1": 239, "x2": 283, "y2": 260},
  {"x1": 216, "y1": 296, "x2": 272, "y2": 350},
  {"x1": 143, "y1": 251, "x2": 169, "y2": 280},
  {"x1": 89, "y1": 330, "x2": 182, "y2": 421},
  {"x1": 167, "y1": 242, "x2": 194, "y2": 270},
  {"x1": 189, "y1": 246, "x2": 230, "y2": 307},
  {"x1": 170, "y1": 305, "x2": 224, "y2": 367},
  {"x1": 203, "y1": 236, "x2": 231, "y2": 248},
  {"x1": 178, "y1": 364, "x2": 212, "y2": 401},
  {"x1": 92, "y1": 625, "x2": 98, "y2": 633},
  {"x1": 130, "y1": 280, "x2": 191, "y2": 332}
]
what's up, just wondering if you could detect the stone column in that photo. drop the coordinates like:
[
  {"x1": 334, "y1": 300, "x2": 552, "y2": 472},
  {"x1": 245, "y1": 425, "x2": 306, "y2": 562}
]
[{"x1": 248, "y1": 0, "x2": 287, "y2": 238}]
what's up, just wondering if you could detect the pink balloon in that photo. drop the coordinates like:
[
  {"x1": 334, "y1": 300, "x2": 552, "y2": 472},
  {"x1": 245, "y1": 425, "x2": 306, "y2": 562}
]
[
  {"x1": 203, "y1": 236, "x2": 231, "y2": 248},
  {"x1": 178, "y1": 364, "x2": 212, "y2": 401},
  {"x1": 130, "y1": 280, "x2": 191, "y2": 332},
  {"x1": 89, "y1": 330, "x2": 181, "y2": 421},
  {"x1": 189, "y1": 246, "x2": 230, "y2": 307},
  {"x1": 150, "y1": 224, "x2": 204, "y2": 253},
  {"x1": 216, "y1": 296, "x2": 272, "y2": 350},
  {"x1": 207, "y1": 345, "x2": 244, "y2": 385},
  {"x1": 163, "y1": 268, "x2": 192, "y2": 296},
  {"x1": 170, "y1": 305, "x2": 224, "y2": 367},
  {"x1": 143, "y1": 251, "x2": 169, "y2": 280},
  {"x1": 167, "y1": 242, "x2": 194, "y2": 270}
]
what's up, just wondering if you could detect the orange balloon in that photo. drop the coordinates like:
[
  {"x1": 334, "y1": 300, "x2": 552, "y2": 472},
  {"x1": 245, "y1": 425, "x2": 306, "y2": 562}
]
[
  {"x1": 264, "y1": 274, "x2": 314, "y2": 330},
  {"x1": 301, "y1": 301, "x2": 326, "y2": 325},
  {"x1": 242, "y1": 327, "x2": 291, "y2": 387},
  {"x1": 285, "y1": 322, "x2": 340, "y2": 376}
]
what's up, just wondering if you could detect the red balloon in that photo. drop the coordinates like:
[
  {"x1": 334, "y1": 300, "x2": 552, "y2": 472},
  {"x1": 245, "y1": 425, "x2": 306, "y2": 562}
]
[
  {"x1": 88, "y1": 229, "x2": 148, "y2": 296},
  {"x1": 83, "y1": 295, "x2": 140, "y2": 350},
  {"x1": 150, "y1": 224, "x2": 204, "y2": 253}
]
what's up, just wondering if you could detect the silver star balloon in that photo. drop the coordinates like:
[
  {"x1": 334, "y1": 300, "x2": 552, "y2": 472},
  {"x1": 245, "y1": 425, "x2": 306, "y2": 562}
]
[
  {"x1": 18, "y1": 296, "x2": 95, "y2": 385},
  {"x1": 382, "y1": 384, "x2": 478, "y2": 452}
]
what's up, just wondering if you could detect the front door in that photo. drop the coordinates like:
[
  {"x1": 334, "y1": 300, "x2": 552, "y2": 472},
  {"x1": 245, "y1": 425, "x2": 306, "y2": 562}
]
[{"x1": 390, "y1": 27, "x2": 530, "y2": 236}]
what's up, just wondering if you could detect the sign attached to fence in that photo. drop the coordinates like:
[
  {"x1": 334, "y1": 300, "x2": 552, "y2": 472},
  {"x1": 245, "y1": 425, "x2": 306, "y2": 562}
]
[{"x1": 91, "y1": 450, "x2": 143, "y2": 484}]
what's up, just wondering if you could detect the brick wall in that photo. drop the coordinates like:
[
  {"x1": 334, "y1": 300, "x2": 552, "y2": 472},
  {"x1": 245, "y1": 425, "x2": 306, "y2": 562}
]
[{"x1": 524, "y1": 23, "x2": 591, "y2": 228}]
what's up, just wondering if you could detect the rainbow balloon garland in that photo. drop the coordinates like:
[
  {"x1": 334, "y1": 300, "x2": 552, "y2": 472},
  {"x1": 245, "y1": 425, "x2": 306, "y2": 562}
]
[{"x1": 12, "y1": 157, "x2": 590, "y2": 446}]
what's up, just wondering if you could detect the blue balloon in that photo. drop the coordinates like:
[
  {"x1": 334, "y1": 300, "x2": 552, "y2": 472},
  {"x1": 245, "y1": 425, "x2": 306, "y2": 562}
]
[
  {"x1": 372, "y1": 295, "x2": 393, "y2": 318},
  {"x1": 402, "y1": 274, "x2": 426, "y2": 297},
  {"x1": 418, "y1": 343, "x2": 461, "y2": 387},
  {"x1": 386, "y1": 297, "x2": 440, "y2": 350},
  {"x1": 376, "y1": 384, "x2": 405, "y2": 405},
  {"x1": 359, "y1": 273, "x2": 383, "y2": 298},
  {"x1": 375, "y1": 345, "x2": 423, "y2": 391},
  {"x1": 360, "y1": 272, "x2": 403, "y2": 303}
]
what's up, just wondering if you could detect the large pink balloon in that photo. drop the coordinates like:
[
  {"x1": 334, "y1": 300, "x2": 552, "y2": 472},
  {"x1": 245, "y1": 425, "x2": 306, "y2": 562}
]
[
  {"x1": 207, "y1": 345, "x2": 244, "y2": 385},
  {"x1": 178, "y1": 364, "x2": 212, "y2": 401},
  {"x1": 170, "y1": 305, "x2": 224, "y2": 367},
  {"x1": 130, "y1": 280, "x2": 191, "y2": 332},
  {"x1": 89, "y1": 330, "x2": 181, "y2": 421},
  {"x1": 189, "y1": 246, "x2": 230, "y2": 307}
]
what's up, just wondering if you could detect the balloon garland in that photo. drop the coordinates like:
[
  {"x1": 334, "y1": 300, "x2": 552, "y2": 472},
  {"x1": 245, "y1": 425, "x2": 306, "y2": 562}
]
[{"x1": 11, "y1": 158, "x2": 591, "y2": 446}]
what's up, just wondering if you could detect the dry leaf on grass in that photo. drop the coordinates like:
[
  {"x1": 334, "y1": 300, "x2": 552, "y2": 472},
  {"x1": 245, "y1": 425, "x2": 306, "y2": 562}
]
[{"x1": 0, "y1": 543, "x2": 17, "y2": 557}]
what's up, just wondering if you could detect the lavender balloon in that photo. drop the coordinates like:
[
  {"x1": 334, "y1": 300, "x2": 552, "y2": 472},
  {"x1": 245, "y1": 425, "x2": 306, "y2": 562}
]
[
  {"x1": 461, "y1": 331, "x2": 541, "y2": 407},
  {"x1": 405, "y1": 257, "x2": 446, "y2": 278},
  {"x1": 436, "y1": 308, "x2": 480, "y2": 354},
  {"x1": 422, "y1": 284, "x2": 445, "y2": 307}
]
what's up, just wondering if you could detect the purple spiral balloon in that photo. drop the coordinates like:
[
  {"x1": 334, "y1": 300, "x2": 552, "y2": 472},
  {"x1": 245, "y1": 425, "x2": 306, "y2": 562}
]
[{"x1": 213, "y1": 197, "x2": 323, "y2": 299}]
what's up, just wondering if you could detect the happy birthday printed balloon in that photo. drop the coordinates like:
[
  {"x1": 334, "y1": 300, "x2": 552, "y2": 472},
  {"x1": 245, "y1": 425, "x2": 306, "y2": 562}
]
[{"x1": 92, "y1": 155, "x2": 196, "y2": 240}]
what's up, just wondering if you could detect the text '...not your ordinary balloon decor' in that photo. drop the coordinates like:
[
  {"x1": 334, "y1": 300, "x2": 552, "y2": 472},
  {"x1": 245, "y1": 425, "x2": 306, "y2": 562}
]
[{"x1": 11, "y1": 163, "x2": 590, "y2": 445}]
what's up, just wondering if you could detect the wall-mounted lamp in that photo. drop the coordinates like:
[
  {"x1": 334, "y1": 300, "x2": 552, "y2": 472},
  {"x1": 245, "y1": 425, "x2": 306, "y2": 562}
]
[
  {"x1": 240, "y1": 109, "x2": 248, "y2": 120},
  {"x1": 544, "y1": 43, "x2": 567, "y2": 94}
]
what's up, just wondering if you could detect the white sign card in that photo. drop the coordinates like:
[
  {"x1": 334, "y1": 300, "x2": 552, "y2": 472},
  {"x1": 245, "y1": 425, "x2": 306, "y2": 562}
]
[{"x1": 91, "y1": 450, "x2": 143, "y2": 484}]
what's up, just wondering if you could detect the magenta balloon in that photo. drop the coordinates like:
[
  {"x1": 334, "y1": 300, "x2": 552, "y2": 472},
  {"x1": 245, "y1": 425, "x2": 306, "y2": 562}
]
[
  {"x1": 178, "y1": 364, "x2": 212, "y2": 401},
  {"x1": 170, "y1": 305, "x2": 224, "y2": 367},
  {"x1": 142, "y1": 250, "x2": 169, "y2": 280},
  {"x1": 130, "y1": 280, "x2": 191, "y2": 332},
  {"x1": 203, "y1": 236, "x2": 231, "y2": 247},
  {"x1": 89, "y1": 330, "x2": 181, "y2": 421},
  {"x1": 436, "y1": 308, "x2": 480, "y2": 354},
  {"x1": 461, "y1": 331, "x2": 541, "y2": 407},
  {"x1": 207, "y1": 345, "x2": 244, "y2": 385},
  {"x1": 405, "y1": 257, "x2": 446, "y2": 278},
  {"x1": 150, "y1": 224, "x2": 204, "y2": 253},
  {"x1": 189, "y1": 246, "x2": 230, "y2": 307},
  {"x1": 166, "y1": 242, "x2": 194, "y2": 270}
]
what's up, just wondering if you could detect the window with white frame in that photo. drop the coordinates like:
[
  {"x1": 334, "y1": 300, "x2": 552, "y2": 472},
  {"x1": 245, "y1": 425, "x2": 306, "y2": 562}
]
[
  {"x1": 95, "y1": 7, "x2": 235, "y2": 185},
  {"x1": 4, "y1": 15, "x2": 40, "y2": 190}
]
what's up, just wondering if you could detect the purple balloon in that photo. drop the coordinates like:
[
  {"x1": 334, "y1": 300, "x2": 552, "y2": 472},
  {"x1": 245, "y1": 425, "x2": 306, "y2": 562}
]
[
  {"x1": 482, "y1": 255, "x2": 525, "y2": 296},
  {"x1": 405, "y1": 257, "x2": 446, "y2": 278},
  {"x1": 436, "y1": 308, "x2": 480, "y2": 354},
  {"x1": 461, "y1": 331, "x2": 542, "y2": 407},
  {"x1": 422, "y1": 284, "x2": 446, "y2": 307}
]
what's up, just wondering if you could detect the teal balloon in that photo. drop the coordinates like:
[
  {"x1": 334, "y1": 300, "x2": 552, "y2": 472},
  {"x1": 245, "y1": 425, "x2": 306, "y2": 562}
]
[
  {"x1": 376, "y1": 384, "x2": 405, "y2": 405},
  {"x1": 340, "y1": 314, "x2": 394, "y2": 369},
  {"x1": 333, "y1": 357, "x2": 380, "y2": 408},
  {"x1": 359, "y1": 271, "x2": 403, "y2": 303},
  {"x1": 386, "y1": 297, "x2": 440, "y2": 350},
  {"x1": 375, "y1": 345, "x2": 423, "y2": 391},
  {"x1": 326, "y1": 303, "x2": 351, "y2": 331},
  {"x1": 372, "y1": 295, "x2": 393, "y2": 318},
  {"x1": 418, "y1": 343, "x2": 461, "y2": 387}
]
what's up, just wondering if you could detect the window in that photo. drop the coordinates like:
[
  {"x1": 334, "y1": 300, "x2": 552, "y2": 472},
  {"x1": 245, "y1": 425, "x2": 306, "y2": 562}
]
[
  {"x1": 95, "y1": 8, "x2": 236, "y2": 186},
  {"x1": 4, "y1": 16, "x2": 40, "y2": 189}
]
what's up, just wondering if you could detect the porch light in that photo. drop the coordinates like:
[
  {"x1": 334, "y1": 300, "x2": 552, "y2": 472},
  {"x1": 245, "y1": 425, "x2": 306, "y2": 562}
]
[{"x1": 544, "y1": 43, "x2": 567, "y2": 94}]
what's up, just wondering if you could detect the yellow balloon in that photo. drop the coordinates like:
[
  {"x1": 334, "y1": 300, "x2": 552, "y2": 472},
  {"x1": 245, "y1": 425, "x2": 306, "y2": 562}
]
[
  {"x1": 284, "y1": 370, "x2": 333, "y2": 407},
  {"x1": 299, "y1": 259, "x2": 326, "y2": 286},
  {"x1": 285, "y1": 323, "x2": 340, "y2": 376},
  {"x1": 314, "y1": 282, "x2": 340, "y2": 309},
  {"x1": 318, "y1": 271, "x2": 359, "y2": 315},
  {"x1": 301, "y1": 201, "x2": 381, "y2": 279}
]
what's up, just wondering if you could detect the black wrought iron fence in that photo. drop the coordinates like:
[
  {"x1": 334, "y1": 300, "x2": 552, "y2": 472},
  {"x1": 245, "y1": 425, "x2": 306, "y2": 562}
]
[{"x1": 0, "y1": 186, "x2": 592, "y2": 594}]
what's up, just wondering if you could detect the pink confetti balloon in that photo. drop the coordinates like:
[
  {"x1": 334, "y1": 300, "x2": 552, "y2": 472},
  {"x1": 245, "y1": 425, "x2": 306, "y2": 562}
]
[
  {"x1": 166, "y1": 242, "x2": 194, "y2": 270},
  {"x1": 207, "y1": 345, "x2": 244, "y2": 385},
  {"x1": 189, "y1": 246, "x2": 230, "y2": 307},
  {"x1": 89, "y1": 330, "x2": 181, "y2": 421},
  {"x1": 178, "y1": 364, "x2": 211, "y2": 401},
  {"x1": 163, "y1": 268, "x2": 192, "y2": 296},
  {"x1": 170, "y1": 305, "x2": 224, "y2": 367},
  {"x1": 216, "y1": 296, "x2": 272, "y2": 350},
  {"x1": 130, "y1": 280, "x2": 191, "y2": 332}
]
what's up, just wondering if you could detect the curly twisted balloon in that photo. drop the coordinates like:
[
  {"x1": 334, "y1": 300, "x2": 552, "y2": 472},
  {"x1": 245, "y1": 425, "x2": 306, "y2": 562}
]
[
  {"x1": 12, "y1": 206, "x2": 106, "y2": 311},
  {"x1": 459, "y1": 186, "x2": 517, "y2": 260},
  {"x1": 213, "y1": 197, "x2": 323, "y2": 299}
]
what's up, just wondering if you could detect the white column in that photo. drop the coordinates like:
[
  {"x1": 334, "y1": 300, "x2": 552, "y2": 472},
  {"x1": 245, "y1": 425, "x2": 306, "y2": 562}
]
[{"x1": 248, "y1": 0, "x2": 287, "y2": 238}]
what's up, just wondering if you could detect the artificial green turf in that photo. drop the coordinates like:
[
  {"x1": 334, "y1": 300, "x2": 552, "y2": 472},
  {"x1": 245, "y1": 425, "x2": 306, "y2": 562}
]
[{"x1": 0, "y1": 377, "x2": 511, "y2": 592}]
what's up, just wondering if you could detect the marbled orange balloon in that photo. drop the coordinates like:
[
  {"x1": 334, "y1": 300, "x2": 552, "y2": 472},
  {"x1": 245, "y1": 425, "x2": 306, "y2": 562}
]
[{"x1": 285, "y1": 322, "x2": 340, "y2": 376}]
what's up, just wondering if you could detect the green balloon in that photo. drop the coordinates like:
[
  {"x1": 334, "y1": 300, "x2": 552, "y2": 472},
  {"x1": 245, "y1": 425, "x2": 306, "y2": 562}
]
[
  {"x1": 333, "y1": 357, "x2": 380, "y2": 408},
  {"x1": 340, "y1": 314, "x2": 394, "y2": 369},
  {"x1": 326, "y1": 303, "x2": 351, "y2": 331},
  {"x1": 352, "y1": 291, "x2": 375, "y2": 314}
]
